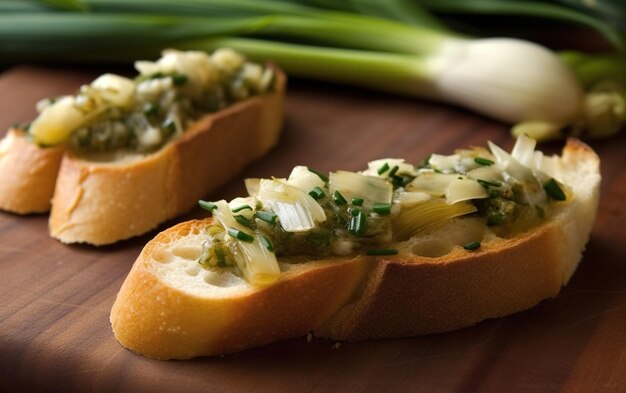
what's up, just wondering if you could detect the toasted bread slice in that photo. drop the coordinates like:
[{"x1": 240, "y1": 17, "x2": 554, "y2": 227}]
[
  {"x1": 0, "y1": 69, "x2": 285, "y2": 245},
  {"x1": 110, "y1": 139, "x2": 600, "y2": 359}
]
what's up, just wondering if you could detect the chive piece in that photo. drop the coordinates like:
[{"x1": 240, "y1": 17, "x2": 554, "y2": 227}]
[
  {"x1": 351, "y1": 197, "x2": 364, "y2": 206},
  {"x1": 373, "y1": 202, "x2": 392, "y2": 215},
  {"x1": 388, "y1": 165, "x2": 400, "y2": 177},
  {"x1": 256, "y1": 210, "x2": 278, "y2": 225},
  {"x1": 234, "y1": 215, "x2": 253, "y2": 229},
  {"x1": 307, "y1": 166, "x2": 328, "y2": 183},
  {"x1": 366, "y1": 249, "x2": 398, "y2": 256},
  {"x1": 143, "y1": 102, "x2": 158, "y2": 116},
  {"x1": 162, "y1": 118, "x2": 176, "y2": 135},
  {"x1": 199, "y1": 200, "x2": 217, "y2": 212},
  {"x1": 215, "y1": 247, "x2": 228, "y2": 267},
  {"x1": 464, "y1": 241, "x2": 481, "y2": 251},
  {"x1": 333, "y1": 190, "x2": 348, "y2": 205},
  {"x1": 260, "y1": 236, "x2": 274, "y2": 252},
  {"x1": 543, "y1": 178, "x2": 566, "y2": 201},
  {"x1": 348, "y1": 209, "x2": 367, "y2": 236},
  {"x1": 232, "y1": 204, "x2": 252, "y2": 213},
  {"x1": 171, "y1": 73, "x2": 188, "y2": 86},
  {"x1": 474, "y1": 157, "x2": 495, "y2": 166},
  {"x1": 227, "y1": 228, "x2": 254, "y2": 242},
  {"x1": 309, "y1": 186, "x2": 325, "y2": 200},
  {"x1": 477, "y1": 179, "x2": 502, "y2": 188},
  {"x1": 377, "y1": 162, "x2": 390, "y2": 175}
]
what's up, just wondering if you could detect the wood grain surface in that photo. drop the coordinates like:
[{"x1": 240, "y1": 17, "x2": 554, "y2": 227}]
[{"x1": 0, "y1": 66, "x2": 625, "y2": 393}]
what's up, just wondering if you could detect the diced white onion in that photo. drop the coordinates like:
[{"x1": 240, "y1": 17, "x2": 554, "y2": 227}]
[
  {"x1": 394, "y1": 191, "x2": 431, "y2": 206},
  {"x1": 91, "y1": 73, "x2": 135, "y2": 108},
  {"x1": 511, "y1": 134, "x2": 537, "y2": 167},
  {"x1": 329, "y1": 171, "x2": 392, "y2": 207},
  {"x1": 428, "y1": 154, "x2": 460, "y2": 171},
  {"x1": 287, "y1": 166, "x2": 325, "y2": 192},
  {"x1": 257, "y1": 179, "x2": 326, "y2": 232},
  {"x1": 445, "y1": 178, "x2": 488, "y2": 204},
  {"x1": 406, "y1": 172, "x2": 458, "y2": 196},
  {"x1": 363, "y1": 158, "x2": 416, "y2": 177},
  {"x1": 245, "y1": 178, "x2": 261, "y2": 197},
  {"x1": 466, "y1": 165, "x2": 503, "y2": 181}
]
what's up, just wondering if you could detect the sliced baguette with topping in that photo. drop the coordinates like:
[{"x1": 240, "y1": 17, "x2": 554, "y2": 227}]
[
  {"x1": 110, "y1": 139, "x2": 600, "y2": 359},
  {"x1": 0, "y1": 49, "x2": 286, "y2": 245}
]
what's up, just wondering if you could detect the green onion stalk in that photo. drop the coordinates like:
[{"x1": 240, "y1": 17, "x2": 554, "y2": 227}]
[{"x1": 1, "y1": 0, "x2": 625, "y2": 139}]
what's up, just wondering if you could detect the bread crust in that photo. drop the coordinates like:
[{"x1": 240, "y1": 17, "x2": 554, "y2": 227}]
[
  {"x1": 0, "y1": 129, "x2": 64, "y2": 213},
  {"x1": 110, "y1": 139, "x2": 600, "y2": 359},
  {"x1": 0, "y1": 68, "x2": 285, "y2": 244}
]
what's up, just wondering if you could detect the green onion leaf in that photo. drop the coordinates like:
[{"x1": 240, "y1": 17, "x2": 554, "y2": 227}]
[
  {"x1": 234, "y1": 215, "x2": 253, "y2": 229},
  {"x1": 463, "y1": 241, "x2": 481, "y2": 251},
  {"x1": 260, "y1": 236, "x2": 274, "y2": 252},
  {"x1": 351, "y1": 197, "x2": 364, "y2": 206},
  {"x1": 474, "y1": 157, "x2": 494, "y2": 166},
  {"x1": 199, "y1": 200, "x2": 217, "y2": 212},
  {"x1": 477, "y1": 179, "x2": 502, "y2": 188},
  {"x1": 366, "y1": 249, "x2": 398, "y2": 256},
  {"x1": 227, "y1": 227, "x2": 255, "y2": 242},
  {"x1": 142, "y1": 102, "x2": 158, "y2": 116},
  {"x1": 307, "y1": 166, "x2": 328, "y2": 183},
  {"x1": 309, "y1": 186, "x2": 325, "y2": 200},
  {"x1": 171, "y1": 73, "x2": 188, "y2": 86},
  {"x1": 232, "y1": 204, "x2": 253, "y2": 213},
  {"x1": 256, "y1": 210, "x2": 278, "y2": 225},
  {"x1": 348, "y1": 209, "x2": 367, "y2": 236},
  {"x1": 543, "y1": 178, "x2": 567, "y2": 201},
  {"x1": 388, "y1": 165, "x2": 400, "y2": 177},
  {"x1": 373, "y1": 202, "x2": 392, "y2": 215},
  {"x1": 377, "y1": 162, "x2": 390, "y2": 175},
  {"x1": 333, "y1": 190, "x2": 348, "y2": 205}
]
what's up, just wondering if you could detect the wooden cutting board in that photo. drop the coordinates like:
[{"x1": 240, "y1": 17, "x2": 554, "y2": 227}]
[{"x1": 1, "y1": 65, "x2": 625, "y2": 393}]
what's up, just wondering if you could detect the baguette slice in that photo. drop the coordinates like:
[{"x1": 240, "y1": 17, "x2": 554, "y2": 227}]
[
  {"x1": 0, "y1": 68, "x2": 285, "y2": 245},
  {"x1": 110, "y1": 139, "x2": 600, "y2": 359}
]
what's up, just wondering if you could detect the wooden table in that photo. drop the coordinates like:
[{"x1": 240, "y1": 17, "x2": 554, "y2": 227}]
[{"x1": 1, "y1": 65, "x2": 625, "y2": 393}]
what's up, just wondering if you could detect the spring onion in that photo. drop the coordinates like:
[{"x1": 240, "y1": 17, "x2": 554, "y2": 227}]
[
  {"x1": 351, "y1": 198, "x2": 364, "y2": 206},
  {"x1": 463, "y1": 241, "x2": 481, "y2": 251},
  {"x1": 474, "y1": 157, "x2": 494, "y2": 166},
  {"x1": 256, "y1": 210, "x2": 278, "y2": 225},
  {"x1": 332, "y1": 190, "x2": 348, "y2": 206},
  {"x1": 199, "y1": 200, "x2": 217, "y2": 212},
  {"x1": 2, "y1": 0, "x2": 622, "y2": 138},
  {"x1": 373, "y1": 203, "x2": 392, "y2": 215},
  {"x1": 543, "y1": 178, "x2": 567, "y2": 201}
]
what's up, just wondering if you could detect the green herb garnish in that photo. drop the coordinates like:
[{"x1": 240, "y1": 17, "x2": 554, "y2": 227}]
[
  {"x1": 463, "y1": 241, "x2": 481, "y2": 251},
  {"x1": 373, "y1": 202, "x2": 391, "y2": 215},
  {"x1": 543, "y1": 178, "x2": 566, "y2": 201},
  {"x1": 256, "y1": 210, "x2": 278, "y2": 225},
  {"x1": 474, "y1": 157, "x2": 495, "y2": 166},
  {"x1": 234, "y1": 215, "x2": 253, "y2": 229},
  {"x1": 333, "y1": 190, "x2": 348, "y2": 205},
  {"x1": 199, "y1": 200, "x2": 217, "y2": 212},
  {"x1": 309, "y1": 186, "x2": 325, "y2": 200},
  {"x1": 227, "y1": 228, "x2": 254, "y2": 242},
  {"x1": 307, "y1": 167, "x2": 328, "y2": 183},
  {"x1": 232, "y1": 205, "x2": 253, "y2": 213},
  {"x1": 351, "y1": 198, "x2": 364, "y2": 206},
  {"x1": 260, "y1": 236, "x2": 274, "y2": 252},
  {"x1": 348, "y1": 209, "x2": 367, "y2": 236},
  {"x1": 377, "y1": 162, "x2": 390, "y2": 175}
]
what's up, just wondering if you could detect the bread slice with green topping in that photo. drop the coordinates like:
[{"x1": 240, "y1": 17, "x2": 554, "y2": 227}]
[
  {"x1": 0, "y1": 49, "x2": 286, "y2": 245},
  {"x1": 110, "y1": 138, "x2": 600, "y2": 359}
]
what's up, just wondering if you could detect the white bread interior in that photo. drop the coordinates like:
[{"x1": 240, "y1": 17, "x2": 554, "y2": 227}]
[{"x1": 110, "y1": 139, "x2": 600, "y2": 359}]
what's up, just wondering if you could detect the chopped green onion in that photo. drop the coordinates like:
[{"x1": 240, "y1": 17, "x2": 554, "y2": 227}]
[
  {"x1": 142, "y1": 102, "x2": 158, "y2": 116},
  {"x1": 307, "y1": 167, "x2": 328, "y2": 183},
  {"x1": 477, "y1": 179, "x2": 502, "y2": 188},
  {"x1": 388, "y1": 165, "x2": 400, "y2": 177},
  {"x1": 377, "y1": 162, "x2": 390, "y2": 175},
  {"x1": 351, "y1": 197, "x2": 364, "y2": 206},
  {"x1": 309, "y1": 186, "x2": 325, "y2": 200},
  {"x1": 348, "y1": 209, "x2": 367, "y2": 236},
  {"x1": 366, "y1": 249, "x2": 398, "y2": 256},
  {"x1": 260, "y1": 236, "x2": 274, "y2": 252},
  {"x1": 215, "y1": 247, "x2": 228, "y2": 267},
  {"x1": 199, "y1": 200, "x2": 217, "y2": 212},
  {"x1": 543, "y1": 178, "x2": 567, "y2": 201},
  {"x1": 232, "y1": 204, "x2": 253, "y2": 213},
  {"x1": 162, "y1": 118, "x2": 176, "y2": 134},
  {"x1": 333, "y1": 190, "x2": 348, "y2": 205},
  {"x1": 474, "y1": 157, "x2": 495, "y2": 166},
  {"x1": 234, "y1": 215, "x2": 253, "y2": 229},
  {"x1": 171, "y1": 73, "x2": 188, "y2": 86},
  {"x1": 227, "y1": 227, "x2": 255, "y2": 242},
  {"x1": 373, "y1": 202, "x2": 392, "y2": 215},
  {"x1": 256, "y1": 210, "x2": 278, "y2": 225},
  {"x1": 464, "y1": 241, "x2": 481, "y2": 251}
]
